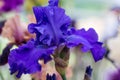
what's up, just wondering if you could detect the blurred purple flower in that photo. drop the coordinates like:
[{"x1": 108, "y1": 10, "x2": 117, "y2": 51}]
[
  {"x1": 84, "y1": 66, "x2": 93, "y2": 80},
  {"x1": 110, "y1": 69, "x2": 120, "y2": 80},
  {"x1": 0, "y1": 0, "x2": 24, "y2": 12},
  {"x1": 46, "y1": 73, "x2": 56, "y2": 80},
  {"x1": 8, "y1": 0, "x2": 106, "y2": 78},
  {"x1": 85, "y1": 66, "x2": 93, "y2": 77}
]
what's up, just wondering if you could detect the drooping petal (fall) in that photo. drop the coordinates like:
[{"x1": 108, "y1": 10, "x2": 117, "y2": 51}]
[
  {"x1": 66, "y1": 28, "x2": 106, "y2": 62},
  {"x1": 8, "y1": 39, "x2": 56, "y2": 78},
  {"x1": 91, "y1": 42, "x2": 106, "y2": 62}
]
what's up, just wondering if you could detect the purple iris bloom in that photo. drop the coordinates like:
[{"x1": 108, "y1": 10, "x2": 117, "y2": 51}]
[
  {"x1": 0, "y1": 0, "x2": 24, "y2": 12},
  {"x1": 8, "y1": 0, "x2": 106, "y2": 78}
]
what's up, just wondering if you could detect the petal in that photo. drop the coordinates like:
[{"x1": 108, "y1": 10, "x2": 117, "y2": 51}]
[
  {"x1": 49, "y1": 0, "x2": 59, "y2": 6},
  {"x1": 43, "y1": 6, "x2": 71, "y2": 45},
  {"x1": 33, "y1": 6, "x2": 44, "y2": 23},
  {"x1": 31, "y1": 6, "x2": 71, "y2": 46},
  {"x1": 91, "y1": 42, "x2": 106, "y2": 62},
  {"x1": 66, "y1": 28, "x2": 106, "y2": 62},
  {"x1": 76, "y1": 28, "x2": 106, "y2": 62},
  {"x1": 8, "y1": 40, "x2": 56, "y2": 78},
  {"x1": 76, "y1": 28, "x2": 98, "y2": 43},
  {"x1": 28, "y1": 23, "x2": 53, "y2": 45},
  {"x1": 28, "y1": 23, "x2": 45, "y2": 34},
  {"x1": 66, "y1": 34, "x2": 92, "y2": 52}
]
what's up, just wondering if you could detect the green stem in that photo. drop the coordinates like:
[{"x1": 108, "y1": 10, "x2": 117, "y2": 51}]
[
  {"x1": 0, "y1": 71, "x2": 4, "y2": 80},
  {"x1": 61, "y1": 74, "x2": 67, "y2": 80},
  {"x1": 53, "y1": 47, "x2": 69, "y2": 80}
]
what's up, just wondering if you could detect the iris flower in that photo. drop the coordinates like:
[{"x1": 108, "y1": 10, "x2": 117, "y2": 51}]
[{"x1": 8, "y1": 0, "x2": 106, "y2": 78}]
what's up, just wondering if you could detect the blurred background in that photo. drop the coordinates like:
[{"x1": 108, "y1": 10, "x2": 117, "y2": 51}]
[{"x1": 0, "y1": 0, "x2": 120, "y2": 80}]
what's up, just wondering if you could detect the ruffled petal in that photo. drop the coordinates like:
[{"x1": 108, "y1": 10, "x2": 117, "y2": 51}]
[
  {"x1": 33, "y1": 7, "x2": 44, "y2": 23},
  {"x1": 30, "y1": 6, "x2": 71, "y2": 46},
  {"x1": 28, "y1": 23, "x2": 53, "y2": 46},
  {"x1": 75, "y1": 28, "x2": 106, "y2": 61},
  {"x1": 91, "y1": 42, "x2": 106, "y2": 62},
  {"x1": 66, "y1": 34, "x2": 92, "y2": 52},
  {"x1": 76, "y1": 28, "x2": 98, "y2": 43},
  {"x1": 66, "y1": 28, "x2": 106, "y2": 62},
  {"x1": 8, "y1": 39, "x2": 56, "y2": 78}
]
